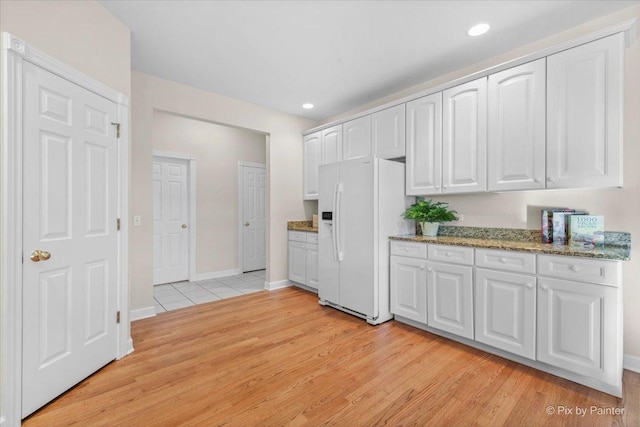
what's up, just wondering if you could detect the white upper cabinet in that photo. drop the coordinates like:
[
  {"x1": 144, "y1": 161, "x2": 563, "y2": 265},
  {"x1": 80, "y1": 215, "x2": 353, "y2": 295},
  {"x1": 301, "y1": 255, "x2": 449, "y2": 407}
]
[
  {"x1": 488, "y1": 59, "x2": 546, "y2": 191},
  {"x1": 547, "y1": 33, "x2": 624, "y2": 189},
  {"x1": 442, "y1": 77, "x2": 487, "y2": 194},
  {"x1": 342, "y1": 115, "x2": 372, "y2": 160},
  {"x1": 303, "y1": 131, "x2": 321, "y2": 200},
  {"x1": 406, "y1": 93, "x2": 442, "y2": 196},
  {"x1": 321, "y1": 125, "x2": 343, "y2": 165},
  {"x1": 372, "y1": 104, "x2": 406, "y2": 159}
]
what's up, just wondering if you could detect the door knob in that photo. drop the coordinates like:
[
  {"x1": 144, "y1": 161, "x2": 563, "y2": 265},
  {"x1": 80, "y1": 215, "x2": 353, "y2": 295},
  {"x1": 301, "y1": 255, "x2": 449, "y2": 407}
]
[
  {"x1": 182, "y1": 224, "x2": 187, "y2": 229},
  {"x1": 30, "y1": 250, "x2": 51, "y2": 262},
  {"x1": 244, "y1": 222, "x2": 250, "y2": 226}
]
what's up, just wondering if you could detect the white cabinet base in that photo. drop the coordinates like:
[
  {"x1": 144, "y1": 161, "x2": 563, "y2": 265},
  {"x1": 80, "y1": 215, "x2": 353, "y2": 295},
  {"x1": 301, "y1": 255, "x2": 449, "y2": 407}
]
[{"x1": 394, "y1": 315, "x2": 622, "y2": 397}]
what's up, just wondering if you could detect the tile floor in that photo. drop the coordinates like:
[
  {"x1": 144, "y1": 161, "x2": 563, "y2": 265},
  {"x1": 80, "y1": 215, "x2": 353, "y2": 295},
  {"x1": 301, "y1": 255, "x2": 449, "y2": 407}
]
[{"x1": 153, "y1": 269, "x2": 266, "y2": 313}]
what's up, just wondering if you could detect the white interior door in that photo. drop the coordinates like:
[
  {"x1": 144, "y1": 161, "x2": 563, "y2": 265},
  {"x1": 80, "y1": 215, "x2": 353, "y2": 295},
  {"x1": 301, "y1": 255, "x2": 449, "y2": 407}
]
[
  {"x1": 153, "y1": 157, "x2": 189, "y2": 284},
  {"x1": 22, "y1": 61, "x2": 118, "y2": 417},
  {"x1": 242, "y1": 165, "x2": 266, "y2": 272}
]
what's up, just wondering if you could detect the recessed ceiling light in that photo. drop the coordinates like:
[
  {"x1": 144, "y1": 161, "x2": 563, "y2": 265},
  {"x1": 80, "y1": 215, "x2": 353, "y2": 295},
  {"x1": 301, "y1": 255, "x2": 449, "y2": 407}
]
[
  {"x1": 302, "y1": 103, "x2": 314, "y2": 109},
  {"x1": 468, "y1": 23, "x2": 490, "y2": 37}
]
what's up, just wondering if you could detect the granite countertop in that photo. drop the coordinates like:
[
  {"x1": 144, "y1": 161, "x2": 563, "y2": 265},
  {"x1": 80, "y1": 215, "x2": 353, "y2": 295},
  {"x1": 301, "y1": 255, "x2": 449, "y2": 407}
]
[
  {"x1": 287, "y1": 220, "x2": 318, "y2": 233},
  {"x1": 390, "y1": 226, "x2": 631, "y2": 261}
]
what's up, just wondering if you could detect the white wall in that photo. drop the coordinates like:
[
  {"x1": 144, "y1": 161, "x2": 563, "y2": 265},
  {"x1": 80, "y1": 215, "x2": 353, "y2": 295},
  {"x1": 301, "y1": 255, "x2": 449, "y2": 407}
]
[
  {"x1": 131, "y1": 71, "x2": 316, "y2": 310},
  {"x1": 153, "y1": 111, "x2": 266, "y2": 275},
  {"x1": 322, "y1": 5, "x2": 640, "y2": 360}
]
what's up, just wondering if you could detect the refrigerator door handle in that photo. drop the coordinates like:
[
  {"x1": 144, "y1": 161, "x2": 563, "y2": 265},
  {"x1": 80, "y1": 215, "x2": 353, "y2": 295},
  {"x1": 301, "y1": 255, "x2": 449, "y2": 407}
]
[
  {"x1": 336, "y1": 182, "x2": 344, "y2": 262},
  {"x1": 331, "y1": 184, "x2": 338, "y2": 261}
]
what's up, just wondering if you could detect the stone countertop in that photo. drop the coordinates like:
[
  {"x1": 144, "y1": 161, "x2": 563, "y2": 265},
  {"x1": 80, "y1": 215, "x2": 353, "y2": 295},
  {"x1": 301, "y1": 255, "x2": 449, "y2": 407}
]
[
  {"x1": 390, "y1": 226, "x2": 631, "y2": 261},
  {"x1": 287, "y1": 221, "x2": 318, "y2": 233}
]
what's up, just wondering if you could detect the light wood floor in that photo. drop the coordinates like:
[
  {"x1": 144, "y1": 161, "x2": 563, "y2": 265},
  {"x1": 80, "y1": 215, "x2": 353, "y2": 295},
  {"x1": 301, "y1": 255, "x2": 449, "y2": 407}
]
[{"x1": 24, "y1": 287, "x2": 640, "y2": 426}]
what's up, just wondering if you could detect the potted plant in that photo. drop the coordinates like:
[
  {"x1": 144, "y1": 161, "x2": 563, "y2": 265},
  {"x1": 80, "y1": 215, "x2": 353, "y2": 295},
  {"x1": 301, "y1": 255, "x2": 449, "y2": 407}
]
[{"x1": 402, "y1": 199, "x2": 459, "y2": 236}]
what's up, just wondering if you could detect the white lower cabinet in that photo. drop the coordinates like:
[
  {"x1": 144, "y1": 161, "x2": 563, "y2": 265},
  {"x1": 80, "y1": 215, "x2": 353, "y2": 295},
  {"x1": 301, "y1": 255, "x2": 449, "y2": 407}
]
[
  {"x1": 427, "y1": 261, "x2": 474, "y2": 339},
  {"x1": 390, "y1": 255, "x2": 427, "y2": 323},
  {"x1": 390, "y1": 242, "x2": 624, "y2": 396},
  {"x1": 306, "y1": 243, "x2": 319, "y2": 289},
  {"x1": 288, "y1": 231, "x2": 319, "y2": 290},
  {"x1": 537, "y1": 277, "x2": 619, "y2": 383},
  {"x1": 288, "y1": 241, "x2": 307, "y2": 284},
  {"x1": 475, "y1": 268, "x2": 536, "y2": 359}
]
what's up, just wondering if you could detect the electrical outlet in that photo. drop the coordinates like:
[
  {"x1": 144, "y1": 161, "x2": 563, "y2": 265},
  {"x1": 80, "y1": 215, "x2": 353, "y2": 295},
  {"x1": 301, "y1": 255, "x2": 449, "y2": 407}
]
[
  {"x1": 133, "y1": 216, "x2": 142, "y2": 226},
  {"x1": 457, "y1": 214, "x2": 464, "y2": 222}
]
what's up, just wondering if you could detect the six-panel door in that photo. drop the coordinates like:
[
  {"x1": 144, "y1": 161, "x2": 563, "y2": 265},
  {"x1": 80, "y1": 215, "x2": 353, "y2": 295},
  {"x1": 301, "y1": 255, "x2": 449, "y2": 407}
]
[
  {"x1": 390, "y1": 256, "x2": 427, "y2": 323},
  {"x1": 475, "y1": 268, "x2": 536, "y2": 359},
  {"x1": 427, "y1": 261, "x2": 474, "y2": 339}
]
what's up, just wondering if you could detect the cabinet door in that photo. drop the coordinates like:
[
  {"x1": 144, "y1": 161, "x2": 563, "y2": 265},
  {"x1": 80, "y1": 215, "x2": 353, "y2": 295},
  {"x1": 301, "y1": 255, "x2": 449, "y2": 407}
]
[
  {"x1": 547, "y1": 33, "x2": 624, "y2": 189},
  {"x1": 342, "y1": 116, "x2": 372, "y2": 160},
  {"x1": 406, "y1": 93, "x2": 442, "y2": 195},
  {"x1": 303, "y1": 132, "x2": 321, "y2": 200},
  {"x1": 488, "y1": 59, "x2": 546, "y2": 191},
  {"x1": 306, "y1": 243, "x2": 319, "y2": 290},
  {"x1": 288, "y1": 241, "x2": 307, "y2": 284},
  {"x1": 442, "y1": 77, "x2": 487, "y2": 194},
  {"x1": 475, "y1": 269, "x2": 536, "y2": 359},
  {"x1": 321, "y1": 125, "x2": 343, "y2": 165},
  {"x1": 373, "y1": 104, "x2": 405, "y2": 159},
  {"x1": 390, "y1": 256, "x2": 427, "y2": 323},
  {"x1": 427, "y1": 262, "x2": 473, "y2": 339},
  {"x1": 537, "y1": 277, "x2": 618, "y2": 382}
]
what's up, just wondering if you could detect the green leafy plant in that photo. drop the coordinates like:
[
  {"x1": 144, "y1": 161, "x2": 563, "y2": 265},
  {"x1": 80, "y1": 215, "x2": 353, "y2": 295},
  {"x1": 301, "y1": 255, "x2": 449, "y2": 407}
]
[{"x1": 402, "y1": 199, "x2": 459, "y2": 224}]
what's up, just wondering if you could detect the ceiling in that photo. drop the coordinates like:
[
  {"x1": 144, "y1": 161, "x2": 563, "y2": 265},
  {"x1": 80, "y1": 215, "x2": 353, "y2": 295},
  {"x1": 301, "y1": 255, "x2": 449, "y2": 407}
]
[{"x1": 100, "y1": 0, "x2": 638, "y2": 122}]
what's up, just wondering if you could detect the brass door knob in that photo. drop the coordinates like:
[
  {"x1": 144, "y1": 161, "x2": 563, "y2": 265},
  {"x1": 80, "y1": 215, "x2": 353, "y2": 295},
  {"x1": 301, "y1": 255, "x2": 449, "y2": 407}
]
[
  {"x1": 182, "y1": 224, "x2": 187, "y2": 229},
  {"x1": 30, "y1": 250, "x2": 51, "y2": 262}
]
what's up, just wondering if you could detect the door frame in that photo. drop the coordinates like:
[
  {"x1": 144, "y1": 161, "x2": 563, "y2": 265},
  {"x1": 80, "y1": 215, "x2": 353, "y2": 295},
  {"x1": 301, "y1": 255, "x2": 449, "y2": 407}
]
[
  {"x1": 0, "y1": 32, "x2": 131, "y2": 426},
  {"x1": 152, "y1": 150, "x2": 197, "y2": 282},
  {"x1": 237, "y1": 161, "x2": 266, "y2": 273}
]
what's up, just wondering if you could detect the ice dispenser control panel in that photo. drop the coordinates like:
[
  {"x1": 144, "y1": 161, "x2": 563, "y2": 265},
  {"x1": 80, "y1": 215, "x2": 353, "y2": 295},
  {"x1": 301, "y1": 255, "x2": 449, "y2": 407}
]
[{"x1": 321, "y1": 211, "x2": 333, "y2": 238}]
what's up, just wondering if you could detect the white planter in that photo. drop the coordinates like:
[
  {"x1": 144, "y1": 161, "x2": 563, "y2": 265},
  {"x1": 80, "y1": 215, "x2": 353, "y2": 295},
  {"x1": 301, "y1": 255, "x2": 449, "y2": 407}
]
[{"x1": 420, "y1": 222, "x2": 440, "y2": 237}]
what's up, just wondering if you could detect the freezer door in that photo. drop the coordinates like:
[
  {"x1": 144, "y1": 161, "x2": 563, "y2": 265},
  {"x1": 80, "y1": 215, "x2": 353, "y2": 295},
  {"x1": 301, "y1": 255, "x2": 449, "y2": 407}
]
[
  {"x1": 318, "y1": 162, "x2": 340, "y2": 304},
  {"x1": 338, "y1": 157, "x2": 375, "y2": 317}
]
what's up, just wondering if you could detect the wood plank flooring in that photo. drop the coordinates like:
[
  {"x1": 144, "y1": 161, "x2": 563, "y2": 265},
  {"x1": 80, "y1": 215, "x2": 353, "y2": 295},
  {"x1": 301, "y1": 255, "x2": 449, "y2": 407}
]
[{"x1": 24, "y1": 287, "x2": 640, "y2": 426}]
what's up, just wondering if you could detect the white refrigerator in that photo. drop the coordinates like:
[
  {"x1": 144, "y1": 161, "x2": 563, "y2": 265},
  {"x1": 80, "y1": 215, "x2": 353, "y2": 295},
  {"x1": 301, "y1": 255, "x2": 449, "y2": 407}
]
[{"x1": 318, "y1": 155, "x2": 411, "y2": 325}]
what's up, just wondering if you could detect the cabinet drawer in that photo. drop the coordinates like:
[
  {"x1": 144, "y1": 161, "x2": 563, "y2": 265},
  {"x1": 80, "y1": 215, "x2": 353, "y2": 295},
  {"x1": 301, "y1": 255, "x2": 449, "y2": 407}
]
[
  {"x1": 390, "y1": 241, "x2": 427, "y2": 259},
  {"x1": 476, "y1": 249, "x2": 536, "y2": 274},
  {"x1": 428, "y1": 245, "x2": 474, "y2": 265},
  {"x1": 288, "y1": 231, "x2": 307, "y2": 243},
  {"x1": 537, "y1": 255, "x2": 621, "y2": 286},
  {"x1": 306, "y1": 232, "x2": 318, "y2": 244}
]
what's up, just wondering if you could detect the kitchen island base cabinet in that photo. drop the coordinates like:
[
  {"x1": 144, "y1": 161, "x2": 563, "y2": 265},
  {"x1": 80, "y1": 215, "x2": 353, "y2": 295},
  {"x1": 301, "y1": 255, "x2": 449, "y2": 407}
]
[
  {"x1": 427, "y1": 262, "x2": 474, "y2": 340},
  {"x1": 537, "y1": 277, "x2": 620, "y2": 384},
  {"x1": 475, "y1": 268, "x2": 536, "y2": 360},
  {"x1": 390, "y1": 256, "x2": 427, "y2": 323}
]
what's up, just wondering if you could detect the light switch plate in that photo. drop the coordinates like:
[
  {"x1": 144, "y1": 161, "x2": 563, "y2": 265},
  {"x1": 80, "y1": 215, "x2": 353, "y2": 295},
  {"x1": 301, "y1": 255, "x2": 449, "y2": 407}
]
[{"x1": 133, "y1": 216, "x2": 142, "y2": 226}]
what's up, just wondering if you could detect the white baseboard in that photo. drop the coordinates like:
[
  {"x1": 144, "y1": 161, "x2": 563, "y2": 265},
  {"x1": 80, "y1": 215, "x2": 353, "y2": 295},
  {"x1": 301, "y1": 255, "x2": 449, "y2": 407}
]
[
  {"x1": 624, "y1": 353, "x2": 640, "y2": 373},
  {"x1": 264, "y1": 280, "x2": 292, "y2": 291},
  {"x1": 191, "y1": 268, "x2": 242, "y2": 282},
  {"x1": 129, "y1": 306, "x2": 156, "y2": 322}
]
